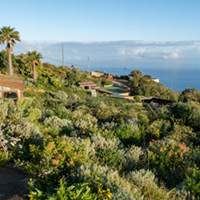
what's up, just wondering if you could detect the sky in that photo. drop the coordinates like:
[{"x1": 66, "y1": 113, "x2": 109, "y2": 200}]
[
  {"x1": 1, "y1": 0, "x2": 200, "y2": 91},
  {"x1": 0, "y1": 0, "x2": 200, "y2": 41}
]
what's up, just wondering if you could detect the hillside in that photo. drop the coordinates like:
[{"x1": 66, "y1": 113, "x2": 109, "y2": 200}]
[
  {"x1": 129, "y1": 71, "x2": 180, "y2": 101},
  {"x1": 0, "y1": 51, "x2": 200, "y2": 199}
]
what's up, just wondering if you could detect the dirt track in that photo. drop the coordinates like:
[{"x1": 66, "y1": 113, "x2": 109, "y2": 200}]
[{"x1": 0, "y1": 167, "x2": 31, "y2": 200}]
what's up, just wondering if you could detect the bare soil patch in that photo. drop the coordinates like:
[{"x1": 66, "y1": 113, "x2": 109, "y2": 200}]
[{"x1": 0, "y1": 167, "x2": 31, "y2": 200}]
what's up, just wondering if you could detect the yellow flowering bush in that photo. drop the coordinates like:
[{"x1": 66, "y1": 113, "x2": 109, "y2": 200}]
[
  {"x1": 98, "y1": 185, "x2": 112, "y2": 200},
  {"x1": 15, "y1": 137, "x2": 86, "y2": 182}
]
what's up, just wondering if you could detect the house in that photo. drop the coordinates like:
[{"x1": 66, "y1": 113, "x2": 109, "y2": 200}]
[
  {"x1": 142, "y1": 97, "x2": 175, "y2": 105},
  {"x1": 91, "y1": 71, "x2": 105, "y2": 78},
  {"x1": 92, "y1": 71, "x2": 113, "y2": 79},
  {"x1": 153, "y1": 78, "x2": 159, "y2": 83},
  {"x1": 78, "y1": 82, "x2": 97, "y2": 90},
  {"x1": 0, "y1": 74, "x2": 25, "y2": 100}
]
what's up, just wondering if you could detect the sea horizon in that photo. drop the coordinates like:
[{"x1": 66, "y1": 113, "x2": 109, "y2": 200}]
[
  {"x1": 75, "y1": 65, "x2": 200, "y2": 93},
  {"x1": 1, "y1": 40, "x2": 200, "y2": 92}
]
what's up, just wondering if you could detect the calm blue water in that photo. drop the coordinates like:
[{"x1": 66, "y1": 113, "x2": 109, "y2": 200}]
[
  {"x1": 85, "y1": 66, "x2": 200, "y2": 93},
  {"x1": 129, "y1": 67, "x2": 200, "y2": 92}
]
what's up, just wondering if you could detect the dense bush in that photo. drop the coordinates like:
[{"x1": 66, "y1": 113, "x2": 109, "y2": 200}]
[
  {"x1": 28, "y1": 177, "x2": 112, "y2": 200},
  {"x1": 147, "y1": 119, "x2": 171, "y2": 139},
  {"x1": 3, "y1": 120, "x2": 41, "y2": 137},
  {"x1": 149, "y1": 140, "x2": 191, "y2": 187},
  {"x1": 166, "y1": 123, "x2": 196, "y2": 144},
  {"x1": 0, "y1": 150, "x2": 8, "y2": 166},
  {"x1": 15, "y1": 137, "x2": 86, "y2": 192},
  {"x1": 123, "y1": 145, "x2": 144, "y2": 170},
  {"x1": 26, "y1": 108, "x2": 41, "y2": 122},
  {"x1": 43, "y1": 116, "x2": 73, "y2": 131},
  {"x1": 184, "y1": 167, "x2": 200, "y2": 198},
  {"x1": 129, "y1": 70, "x2": 179, "y2": 100},
  {"x1": 1, "y1": 51, "x2": 200, "y2": 199},
  {"x1": 127, "y1": 169, "x2": 172, "y2": 199},
  {"x1": 170, "y1": 102, "x2": 200, "y2": 130},
  {"x1": 54, "y1": 90, "x2": 68, "y2": 101},
  {"x1": 76, "y1": 164, "x2": 144, "y2": 200},
  {"x1": 0, "y1": 99, "x2": 8, "y2": 119},
  {"x1": 115, "y1": 124, "x2": 142, "y2": 146}
]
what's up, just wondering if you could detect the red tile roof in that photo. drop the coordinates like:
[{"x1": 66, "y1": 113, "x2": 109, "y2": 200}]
[
  {"x1": 0, "y1": 74, "x2": 25, "y2": 91},
  {"x1": 78, "y1": 82, "x2": 96, "y2": 87}
]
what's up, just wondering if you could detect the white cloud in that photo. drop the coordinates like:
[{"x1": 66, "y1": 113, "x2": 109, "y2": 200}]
[
  {"x1": 162, "y1": 52, "x2": 180, "y2": 59},
  {"x1": 1, "y1": 40, "x2": 200, "y2": 66}
]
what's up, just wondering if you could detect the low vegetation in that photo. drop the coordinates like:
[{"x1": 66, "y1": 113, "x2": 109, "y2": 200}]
[
  {"x1": 1, "y1": 27, "x2": 200, "y2": 199},
  {"x1": 129, "y1": 70, "x2": 180, "y2": 100}
]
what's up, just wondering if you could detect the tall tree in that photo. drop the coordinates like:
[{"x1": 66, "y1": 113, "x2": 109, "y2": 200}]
[
  {"x1": 0, "y1": 26, "x2": 21, "y2": 76},
  {"x1": 129, "y1": 70, "x2": 142, "y2": 88},
  {"x1": 26, "y1": 51, "x2": 43, "y2": 81}
]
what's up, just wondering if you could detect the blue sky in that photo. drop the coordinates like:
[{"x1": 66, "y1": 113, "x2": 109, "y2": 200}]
[
  {"x1": 1, "y1": 1, "x2": 200, "y2": 91},
  {"x1": 1, "y1": 0, "x2": 200, "y2": 41}
]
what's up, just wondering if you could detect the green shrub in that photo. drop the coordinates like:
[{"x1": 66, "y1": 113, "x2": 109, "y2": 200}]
[
  {"x1": 185, "y1": 167, "x2": 200, "y2": 198},
  {"x1": 53, "y1": 106, "x2": 70, "y2": 119},
  {"x1": 166, "y1": 123, "x2": 196, "y2": 144},
  {"x1": 0, "y1": 150, "x2": 8, "y2": 166},
  {"x1": 115, "y1": 124, "x2": 142, "y2": 146},
  {"x1": 15, "y1": 137, "x2": 86, "y2": 190},
  {"x1": 25, "y1": 78, "x2": 35, "y2": 87},
  {"x1": 90, "y1": 134, "x2": 122, "y2": 151},
  {"x1": 127, "y1": 169, "x2": 173, "y2": 199},
  {"x1": 129, "y1": 70, "x2": 179, "y2": 100},
  {"x1": 54, "y1": 90, "x2": 68, "y2": 101},
  {"x1": 134, "y1": 95, "x2": 141, "y2": 102},
  {"x1": 41, "y1": 109, "x2": 55, "y2": 119},
  {"x1": 85, "y1": 134, "x2": 123, "y2": 163},
  {"x1": 68, "y1": 94, "x2": 79, "y2": 101},
  {"x1": 149, "y1": 140, "x2": 191, "y2": 187},
  {"x1": 95, "y1": 148, "x2": 125, "y2": 168},
  {"x1": 123, "y1": 145, "x2": 144, "y2": 170},
  {"x1": 76, "y1": 164, "x2": 144, "y2": 200},
  {"x1": 43, "y1": 116, "x2": 73, "y2": 130},
  {"x1": 170, "y1": 102, "x2": 200, "y2": 131},
  {"x1": 101, "y1": 121, "x2": 117, "y2": 131},
  {"x1": 4, "y1": 120, "x2": 41, "y2": 137},
  {"x1": 28, "y1": 178, "x2": 100, "y2": 200},
  {"x1": 138, "y1": 113, "x2": 149, "y2": 127},
  {"x1": 26, "y1": 108, "x2": 42, "y2": 122},
  {"x1": 0, "y1": 99, "x2": 8, "y2": 119},
  {"x1": 147, "y1": 119, "x2": 171, "y2": 139},
  {"x1": 17, "y1": 98, "x2": 35, "y2": 112}
]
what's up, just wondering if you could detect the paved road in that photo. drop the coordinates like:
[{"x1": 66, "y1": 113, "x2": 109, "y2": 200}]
[{"x1": 112, "y1": 80, "x2": 129, "y2": 88}]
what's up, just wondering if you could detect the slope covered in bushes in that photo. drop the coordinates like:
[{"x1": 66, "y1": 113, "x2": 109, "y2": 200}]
[
  {"x1": 1, "y1": 51, "x2": 200, "y2": 199},
  {"x1": 1, "y1": 92, "x2": 200, "y2": 199}
]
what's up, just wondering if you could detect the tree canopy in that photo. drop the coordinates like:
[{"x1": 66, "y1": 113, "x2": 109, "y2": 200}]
[{"x1": 0, "y1": 26, "x2": 21, "y2": 75}]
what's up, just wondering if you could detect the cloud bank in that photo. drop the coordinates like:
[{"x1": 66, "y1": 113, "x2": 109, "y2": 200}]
[{"x1": 1, "y1": 40, "x2": 200, "y2": 69}]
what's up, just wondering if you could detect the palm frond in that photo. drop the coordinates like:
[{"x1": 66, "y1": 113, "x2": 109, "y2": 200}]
[
  {"x1": 26, "y1": 50, "x2": 43, "y2": 63},
  {"x1": 0, "y1": 26, "x2": 21, "y2": 45}
]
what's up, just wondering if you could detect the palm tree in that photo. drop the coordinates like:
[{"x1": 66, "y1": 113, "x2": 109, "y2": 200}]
[
  {"x1": 0, "y1": 26, "x2": 21, "y2": 76},
  {"x1": 26, "y1": 51, "x2": 43, "y2": 81}
]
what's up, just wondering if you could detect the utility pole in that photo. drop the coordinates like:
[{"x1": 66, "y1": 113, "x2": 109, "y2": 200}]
[
  {"x1": 171, "y1": 80, "x2": 173, "y2": 90},
  {"x1": 124, "y1": 66, "x2": 127, "y2": 76},
  {"x1": 187, "y1": 82, "x2": 189, "y2": 89},
  {"x1": 62, "y1": 43, "x2": 64, "y2": 68},
  {"x1": 87, "y1": 56, "x2": 90, "y2": 72}
]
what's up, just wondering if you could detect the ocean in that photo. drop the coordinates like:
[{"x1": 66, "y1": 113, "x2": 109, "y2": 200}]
[{"x1": 81, "y1": 65, "x2": 200, "y2": 93}]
